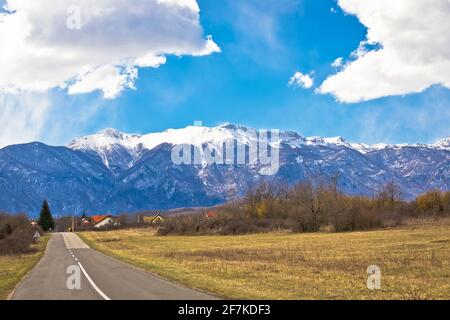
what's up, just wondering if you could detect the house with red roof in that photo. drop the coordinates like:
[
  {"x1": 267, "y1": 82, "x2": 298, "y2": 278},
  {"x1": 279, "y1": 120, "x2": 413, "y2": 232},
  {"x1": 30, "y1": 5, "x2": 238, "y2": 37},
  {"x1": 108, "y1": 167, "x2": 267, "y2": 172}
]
[
  {"x1": 204, "y1": 211, "x2": 218, "y2": 219},
  {"x1": 90, "y1": 215, "x2": 120, "y2": 229}
]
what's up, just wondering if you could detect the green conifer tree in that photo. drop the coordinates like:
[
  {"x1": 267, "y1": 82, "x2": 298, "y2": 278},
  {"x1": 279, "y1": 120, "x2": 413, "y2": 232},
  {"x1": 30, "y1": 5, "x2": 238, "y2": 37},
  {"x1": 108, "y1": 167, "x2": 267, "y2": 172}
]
[{"x1": 38, "y1": 200, "x2": 55, "y2": 232}]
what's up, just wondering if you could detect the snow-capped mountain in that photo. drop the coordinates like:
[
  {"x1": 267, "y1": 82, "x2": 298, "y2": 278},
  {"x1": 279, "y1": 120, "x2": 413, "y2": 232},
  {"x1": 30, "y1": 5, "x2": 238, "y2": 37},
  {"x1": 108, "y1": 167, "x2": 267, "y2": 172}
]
[
  {"x1": 433, "y1": 138, "x2": 450, "y2": 150},
  {"x1": 0, "y1": 124, "x2": 449, "y2": 215},
  {"x1": 68, "y1": 124, "x2": 271, "y2": 172}
]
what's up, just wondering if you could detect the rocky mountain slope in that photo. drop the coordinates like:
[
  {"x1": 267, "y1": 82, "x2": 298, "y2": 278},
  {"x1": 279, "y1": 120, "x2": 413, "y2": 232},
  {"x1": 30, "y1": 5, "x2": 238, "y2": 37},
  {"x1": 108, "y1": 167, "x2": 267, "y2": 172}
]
[{"x1": 0, "y1": 124, "x2": 448, "y2": 215}]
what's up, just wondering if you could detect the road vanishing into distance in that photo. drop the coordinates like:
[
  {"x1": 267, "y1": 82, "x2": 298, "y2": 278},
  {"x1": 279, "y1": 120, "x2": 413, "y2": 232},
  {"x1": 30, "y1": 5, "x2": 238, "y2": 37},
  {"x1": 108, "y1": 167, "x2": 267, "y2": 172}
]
[{"x1": 11, "y1": 233, "x2": 217, "y2": 300}]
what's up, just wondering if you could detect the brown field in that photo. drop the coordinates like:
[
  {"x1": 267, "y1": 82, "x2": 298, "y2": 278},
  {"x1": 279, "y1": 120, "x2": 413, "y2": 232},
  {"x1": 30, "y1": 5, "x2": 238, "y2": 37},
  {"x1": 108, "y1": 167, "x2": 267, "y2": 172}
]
[
  {"x1": 78, "y1": 219, "x2": 450, "y2": 300},
  {"x1": 0, "y1": 236, "x2": 49, "y2": 299}
]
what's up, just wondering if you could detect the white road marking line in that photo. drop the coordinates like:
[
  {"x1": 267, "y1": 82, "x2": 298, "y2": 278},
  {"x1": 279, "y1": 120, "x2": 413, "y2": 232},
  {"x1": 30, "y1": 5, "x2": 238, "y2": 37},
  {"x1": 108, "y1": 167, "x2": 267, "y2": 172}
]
[
  {"x1": 74, "y1": 258, "x2": 78, "y2": 261},
  {"x1": 77, "y1": 262, "x2": 111, "y2": 301}
]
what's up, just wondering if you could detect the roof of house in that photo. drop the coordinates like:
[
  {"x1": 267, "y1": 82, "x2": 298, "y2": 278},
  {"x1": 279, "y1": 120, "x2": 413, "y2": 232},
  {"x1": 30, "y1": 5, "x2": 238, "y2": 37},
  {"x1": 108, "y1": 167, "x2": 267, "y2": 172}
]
[
  {"x1": 150, "y1": 213, "x2": 163, "y2": 218},
  {"x1": 143, "y1": 214, "x2": 164, "y2": 222},
  {"x1": 205, "y1": 211, "x2": 218, "y2": 218},
  {"x1": 91, "y1": 215, "x2": 112, "y2": 224}
]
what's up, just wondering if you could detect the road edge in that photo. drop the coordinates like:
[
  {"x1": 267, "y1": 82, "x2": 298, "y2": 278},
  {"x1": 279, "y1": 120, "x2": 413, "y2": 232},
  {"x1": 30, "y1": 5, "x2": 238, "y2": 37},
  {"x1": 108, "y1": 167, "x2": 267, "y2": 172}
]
[{"x1": 7, "y1": 235, "x2": 50, "y2": 300}]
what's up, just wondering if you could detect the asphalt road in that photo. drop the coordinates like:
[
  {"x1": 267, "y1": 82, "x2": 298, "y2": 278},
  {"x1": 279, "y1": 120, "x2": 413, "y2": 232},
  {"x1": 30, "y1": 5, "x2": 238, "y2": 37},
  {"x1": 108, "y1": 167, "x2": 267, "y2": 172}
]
[{"x1": 11, "y1": 233, "x2": 218, "y2": 300}]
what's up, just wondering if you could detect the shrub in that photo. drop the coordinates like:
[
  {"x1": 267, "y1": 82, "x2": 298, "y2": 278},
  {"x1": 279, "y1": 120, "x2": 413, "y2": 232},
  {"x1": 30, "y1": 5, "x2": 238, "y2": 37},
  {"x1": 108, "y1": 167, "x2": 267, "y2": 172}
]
[
  {"x1": 332, "y1": 207, "x2": 383, "y2": 232},
  {"x1": 0, "y1": 213, "x2": 41, "y2": 255},
  {"x1": 288, "y1": 207, "x2": 324, "y2": 233},
  {"x1": 157, "y1": 212, "x2": 288, "y2": 236},
  {"x1": 221, "y1": 218, "x2": 286, "y2": 235},
  {"x1": 416, "y1": 190, "x2": 445, "y2": 215},
  {"x1": 157, "y1": 179, "x2": 448, "y2": 237},
  {"x1": 0, "y1": 227, "x2": 37, "y2": 255},
  {"x1": 0, "y1": 214, "x2": 30, "y2": 239}
]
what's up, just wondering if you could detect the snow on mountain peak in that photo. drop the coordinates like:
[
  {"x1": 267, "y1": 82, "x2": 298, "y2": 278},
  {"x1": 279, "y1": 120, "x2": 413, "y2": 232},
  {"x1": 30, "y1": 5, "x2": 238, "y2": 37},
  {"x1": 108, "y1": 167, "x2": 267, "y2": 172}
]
[
  {"x1": 70, "y1": 124, "x2": 268, "y2": 153},
  {"x1": 70, "y1": 125, "x2": 450, "y2": 154},
  {"x1": 69, "y1": 128, "x2": 140, "y2": 150},
  {"x1": 67, "y1": 125, "x2": 449, "y2": 171},
  {"x1": 98, "y1": 128, "x2": 128, "y2": 138},
  {"x1": 218, "y1": 123, "x2": 251, "y2": 131},
  {"x1": 324, "y1": 136, "x2": 346, "y2": 144},
  {"x1": 304, "y1": 135, "x2": 374, "y2": 153},
  {"x1": 433, "y1": 137, "x2": 450, "y2": 150},
  {"x1": 68, "y1": 124, "x2": 261, "y2": 169}
]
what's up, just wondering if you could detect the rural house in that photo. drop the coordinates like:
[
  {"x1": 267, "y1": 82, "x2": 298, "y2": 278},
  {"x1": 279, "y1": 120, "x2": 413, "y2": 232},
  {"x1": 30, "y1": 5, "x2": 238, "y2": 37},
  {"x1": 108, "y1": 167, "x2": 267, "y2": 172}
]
[
  {"x1": 91, "y1": 215, "x2": 120, "y2": 229},
  {"x1": 80, "y1": 217, "x2": 91, "y2": 225},
  {"x1": 142, "y1": 213, "x2": 165, "y2": 224},
  {"x1": 204, "y1": 211, "x2": 218, "y2": 219}
]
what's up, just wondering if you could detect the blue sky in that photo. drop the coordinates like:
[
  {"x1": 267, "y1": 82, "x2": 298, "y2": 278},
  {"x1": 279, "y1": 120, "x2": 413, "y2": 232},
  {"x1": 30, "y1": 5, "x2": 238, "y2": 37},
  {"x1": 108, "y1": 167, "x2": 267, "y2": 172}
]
[{"x1": 1, "y1": 0, "x2": 449, "y2": 146}]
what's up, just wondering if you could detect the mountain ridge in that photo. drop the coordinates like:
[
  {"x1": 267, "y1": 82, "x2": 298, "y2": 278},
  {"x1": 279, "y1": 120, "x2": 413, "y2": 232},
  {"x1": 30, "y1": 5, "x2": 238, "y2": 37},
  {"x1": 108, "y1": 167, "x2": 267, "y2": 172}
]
[
  {"x1": 70, "y1": 124, "x2": 450, "y2": 153},
  {"x1": 0, "y1": 124, "x2": 449, "y2": 215},
  {"x1": 68, "y1": 124, "x2": 450, "y2": 169}
]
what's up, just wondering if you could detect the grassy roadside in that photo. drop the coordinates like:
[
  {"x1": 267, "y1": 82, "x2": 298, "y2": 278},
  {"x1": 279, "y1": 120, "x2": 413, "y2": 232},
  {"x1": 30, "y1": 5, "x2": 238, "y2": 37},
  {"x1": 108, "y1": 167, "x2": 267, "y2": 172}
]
[
  {"x1": 79, "y1": 220, "x2": 450, "y2": 300},
  {"x1": 0, "y1": 236, "x2": 49, "y2": 300}
]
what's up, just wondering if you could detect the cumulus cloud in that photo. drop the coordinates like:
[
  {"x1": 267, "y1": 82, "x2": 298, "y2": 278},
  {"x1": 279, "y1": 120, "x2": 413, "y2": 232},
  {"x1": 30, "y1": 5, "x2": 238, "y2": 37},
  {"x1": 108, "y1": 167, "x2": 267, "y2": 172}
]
[
  {"x1": 319, "y1": 0, "x2": 450, "y2": 103},
  {"x1": 0, "y1": 0, "x2": 220, "y2": 98},
  {"x1": 289, "y1": 71, "x2": 314, "y2": 89}
]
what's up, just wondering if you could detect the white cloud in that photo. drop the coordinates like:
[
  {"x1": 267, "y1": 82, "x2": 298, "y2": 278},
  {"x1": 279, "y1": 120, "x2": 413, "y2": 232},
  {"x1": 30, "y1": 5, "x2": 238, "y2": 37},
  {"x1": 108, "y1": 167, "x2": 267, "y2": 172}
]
[
  {"x1": 0, "y1": 0, "x2": 220, "y2": 98},
  {"x1": 319, "y1": 0, "x2": 450, "y2": 103},
  {"x1": 289, "y1": 71, "x2": 314, "y2": 89},
  {"x1": 331, "y1": 57, "x2": 344, "y2": 69},
  {"x1": 68, "y1": 65, "x2": 138, "y2": 99}
]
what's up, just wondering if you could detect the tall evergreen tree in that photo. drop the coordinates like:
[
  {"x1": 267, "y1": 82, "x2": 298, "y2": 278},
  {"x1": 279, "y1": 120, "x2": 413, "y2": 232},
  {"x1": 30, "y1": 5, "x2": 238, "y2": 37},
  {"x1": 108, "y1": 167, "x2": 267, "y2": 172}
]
[{"x1": 38, "y1": 200, "x2": 55, "y2": 232}]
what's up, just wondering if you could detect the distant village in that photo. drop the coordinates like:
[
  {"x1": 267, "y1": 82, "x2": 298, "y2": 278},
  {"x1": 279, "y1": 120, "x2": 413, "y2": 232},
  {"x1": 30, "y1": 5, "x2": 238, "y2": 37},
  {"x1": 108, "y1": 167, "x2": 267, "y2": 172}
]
[
  {"x1": 30, "y1": 212, "x2": 165, "y2": 232},
  {"x1": 29, "y1": 209, "x2": 220, "y2": 232}
]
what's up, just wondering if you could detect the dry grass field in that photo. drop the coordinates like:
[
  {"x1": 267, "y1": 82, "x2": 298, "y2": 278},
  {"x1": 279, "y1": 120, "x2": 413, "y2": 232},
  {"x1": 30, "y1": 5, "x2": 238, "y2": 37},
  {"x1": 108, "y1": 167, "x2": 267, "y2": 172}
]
[
  {"x1": 79, "y1": 219, "x2": 450, "y2": 300},
  {"x1": 0, "y1": 236, "x2": 49, "y2": 299}
]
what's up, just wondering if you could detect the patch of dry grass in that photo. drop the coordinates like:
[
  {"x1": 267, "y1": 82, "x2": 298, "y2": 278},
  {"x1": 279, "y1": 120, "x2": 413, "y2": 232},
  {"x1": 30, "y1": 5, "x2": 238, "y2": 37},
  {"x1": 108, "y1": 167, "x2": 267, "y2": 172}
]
[
  {"x1": 79, "y1": 220, "x2": 450, "y2": 300},
  {"x1": 0, "y1": 236, "x2": 49, "y2": 299}
]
